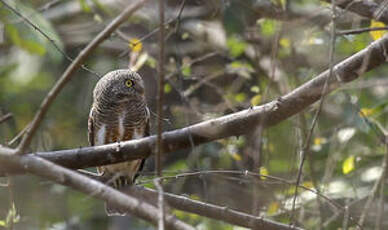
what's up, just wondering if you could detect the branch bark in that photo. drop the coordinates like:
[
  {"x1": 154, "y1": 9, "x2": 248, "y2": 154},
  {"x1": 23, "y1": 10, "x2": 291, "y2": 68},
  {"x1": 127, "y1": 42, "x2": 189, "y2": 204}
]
[
  {"x1": 2, "y1": 34, "x2": 388, "y2": 174},
  {"x1": 0, "y1": 151, "x2": 195, "y2": 230},
  {"x1": 16, "y1": 0, "x2": 149, "y2": 154}
]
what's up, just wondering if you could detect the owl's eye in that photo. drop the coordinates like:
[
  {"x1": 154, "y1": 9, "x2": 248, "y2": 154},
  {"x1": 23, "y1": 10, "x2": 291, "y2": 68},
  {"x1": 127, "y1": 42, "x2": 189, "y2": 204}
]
[{"x1": 125, "y1": 79, "x2": 134, "y2": 87}]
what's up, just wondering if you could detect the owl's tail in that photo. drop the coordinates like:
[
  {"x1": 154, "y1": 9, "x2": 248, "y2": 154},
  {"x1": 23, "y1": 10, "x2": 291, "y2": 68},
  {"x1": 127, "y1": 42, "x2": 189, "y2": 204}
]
[{"x1": 105, "y1": 176, "x2": 132, "y2": 216}]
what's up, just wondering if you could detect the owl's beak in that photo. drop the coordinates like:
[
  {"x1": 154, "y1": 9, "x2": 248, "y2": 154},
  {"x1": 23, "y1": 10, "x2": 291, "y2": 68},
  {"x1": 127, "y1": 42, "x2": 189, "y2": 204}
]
[{"x1": 134, "y1": 84, "x2": 145, "y2": 95}]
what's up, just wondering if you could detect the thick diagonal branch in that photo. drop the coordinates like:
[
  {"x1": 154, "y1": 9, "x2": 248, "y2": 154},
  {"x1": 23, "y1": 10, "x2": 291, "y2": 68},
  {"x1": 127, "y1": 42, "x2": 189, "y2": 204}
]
[
  {"x1": 1, "y1": 34, "x2": 388, "y2": 174},
  {"x1": 0, "y1": 151, "x2": 194, "y2": 230}
]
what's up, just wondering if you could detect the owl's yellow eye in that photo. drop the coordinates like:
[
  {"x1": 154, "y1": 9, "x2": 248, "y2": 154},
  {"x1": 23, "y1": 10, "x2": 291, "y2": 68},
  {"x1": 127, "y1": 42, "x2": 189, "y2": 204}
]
[{"x1": 125, "y1": 79, "x2": 134, "y2": 87}]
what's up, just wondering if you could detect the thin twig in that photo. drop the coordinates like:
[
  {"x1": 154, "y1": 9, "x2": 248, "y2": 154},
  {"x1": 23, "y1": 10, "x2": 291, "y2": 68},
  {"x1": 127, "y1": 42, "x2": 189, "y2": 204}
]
[
  {"x1": 290, "y1": 0, "x2": 338, "y2": 224},
  {"x1": 16, "y1": 0, "x2": 149, "y2": 154},
  {"x1": 358, "y1": 134, "x2": 388, "y2": 228},
  {"x1": 183, "y1": 70, "x2": 224, "y2": 97},
  {"x1": 116, "y1": 0, "x2": 187, "y2": 47},
  {"x1": 38, "y1": 0, "x2": 62, "y2": 12},
  {"x1": 0, "y1": 113, "x2": 13, "y2": 125},
  {"x1": 337, "y1": 26, "x2": 388, "y2": 35},
  {"x1": 375, "y1": 173, "x2": 385, "y2": 230},
  {"x1": 125, "y1": 185, "x2": 303, "y2": 230},
  {"x1": 7, "y1": 176, "x2": 15, "y2": 230},
  {"x1": 342, "y1": 200, "x2": 349, "y2": 230},
  {"x1": 7, "y1": 124, "x2": 29, "y2": 147},
  {"x1": 154, "y1": 178, "x2": 165, "y2": 230},
  {"x1": 0, "y1": 0, "x2": 100, "y2": 78},
  {"x1": 138, "y1": 170, "x2": 345, "y2": 211},
  {"x1": 298, "y1": 113, "x2": 325, "y2": 229},
  {"x1": 156, "y1": 0, "x2": 165, "y2": 177}
]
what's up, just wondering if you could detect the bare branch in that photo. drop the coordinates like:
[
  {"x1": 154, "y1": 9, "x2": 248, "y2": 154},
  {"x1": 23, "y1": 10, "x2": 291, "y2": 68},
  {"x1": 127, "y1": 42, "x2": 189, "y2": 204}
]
[
  {"x1": 337, "y1": 27, "x2": 388, "y2": 36},
  {"x1": 323, "y1": 0, "x2": 388, "y2": 24},
  {"x1": 0, "y1": 113, "x2": 13, "y2": 125},
  {"x1": 358, "y1": 135, "x2": 388, "y2": 227},
  {"x1": 126, "y1": 185, "x2": 303, "y2": 230},
  {"x1": 73, "y1": 169, "x2": 307, "y2": 230},
  {"x1": 154, "y1": 178, "x2": 165, "y2": 230},
  {"x1": 0, "y1": 151, "x2": 195, "y2": 230},
  {"x1": 291, "y1": 0, "x2": 338, "y2": 223},
  {"x1": 156, "y1": 0, "x2": 165, "y2": 177},
  {"x1": 2, "y1": 33, "x2": 388, "y2": 174},
  {"x1": 16, "y1": 0, "x2": 149, "y2": 154}
]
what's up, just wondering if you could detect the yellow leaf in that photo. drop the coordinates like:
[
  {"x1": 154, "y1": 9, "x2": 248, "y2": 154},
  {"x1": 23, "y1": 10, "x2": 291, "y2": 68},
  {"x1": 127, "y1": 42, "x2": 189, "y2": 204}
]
[
  {"x1": 343, "y1": 155, "x2": 355, "y2": 174},
  {"x1": 231, "y1": 153, "x2": 242, "y2": 161},
  {"x1": 267, "y1": 201, "x2": 279, "y2": 215},
  {"x1": 129, "y1": 38, "x2": 142, "y2": 52},
  {"x1": 189, "y1": 194, "x2": 200, "y2": 200},
  {"x1": 370, "y1": 20, "x2": 387, "y2": 40},
  {"x1": 359, "y1": 108, "x2": 375, "y2": 117},
  {"x1": 250, "y1": 94, "x2": 262, "y2": 106},
  {"x1": 302, "y1": 181, "x2": 314, "y2": 189},
  {"x1": 280, "y1": 38, "x2": 290, "y2": 48},
  {"x1": 313, "y1": 137, "x2": 326, "y2": 146},
  {"x1": 259, "y1": 167, "x2": 268, "y2": 180}
]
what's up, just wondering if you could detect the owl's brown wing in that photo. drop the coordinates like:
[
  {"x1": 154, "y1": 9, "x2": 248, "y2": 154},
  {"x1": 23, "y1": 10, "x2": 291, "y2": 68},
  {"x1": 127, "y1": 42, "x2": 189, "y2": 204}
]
[
  {"x1": 88, "y1": 110, "x2": 95, "y2": 146},
  {"x1": 133, "y1": 117, "x2": 150, "y2": 182}
]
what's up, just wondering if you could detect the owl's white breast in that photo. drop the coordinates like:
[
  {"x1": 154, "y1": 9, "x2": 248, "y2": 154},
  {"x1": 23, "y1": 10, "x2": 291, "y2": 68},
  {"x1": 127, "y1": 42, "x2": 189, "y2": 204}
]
[
  {"x1": 118, "y1": 113, "x2": 125, "y2": 139},
  {"x1": 96, "y1": 124, "x2": 106, "y2": 145}
]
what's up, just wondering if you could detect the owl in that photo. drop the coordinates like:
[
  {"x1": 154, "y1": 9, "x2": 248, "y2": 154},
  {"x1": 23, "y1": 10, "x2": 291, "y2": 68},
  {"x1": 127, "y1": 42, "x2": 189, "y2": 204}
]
[{"x1": 88, "y1": 69, "x2": 150, "y2": 215}]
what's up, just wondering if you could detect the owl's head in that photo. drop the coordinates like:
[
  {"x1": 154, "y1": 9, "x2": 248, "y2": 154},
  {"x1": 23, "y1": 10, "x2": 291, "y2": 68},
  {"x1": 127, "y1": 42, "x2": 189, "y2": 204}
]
[{"x1": 93, "y1": 69, "x2": 146, "y2": 102}]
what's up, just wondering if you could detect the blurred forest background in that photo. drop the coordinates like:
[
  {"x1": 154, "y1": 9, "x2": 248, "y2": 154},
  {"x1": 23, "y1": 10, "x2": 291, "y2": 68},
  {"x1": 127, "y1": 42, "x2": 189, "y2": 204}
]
[{"x1": 1, "y1": 0, "x2": 388, "y2": 229}]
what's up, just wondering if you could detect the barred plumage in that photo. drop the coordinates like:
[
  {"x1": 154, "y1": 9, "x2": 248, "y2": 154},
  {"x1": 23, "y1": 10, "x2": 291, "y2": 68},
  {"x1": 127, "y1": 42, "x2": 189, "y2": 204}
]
[{"x1": 88, "y1": 69, "x2": 150, "y2": 216}]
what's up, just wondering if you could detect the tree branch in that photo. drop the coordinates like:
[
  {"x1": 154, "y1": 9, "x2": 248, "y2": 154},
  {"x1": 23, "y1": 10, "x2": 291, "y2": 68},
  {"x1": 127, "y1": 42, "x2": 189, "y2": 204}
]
[
  {"x1": 16, "y1": 0, "x2": 149, "y2": 154},
  {"x1": 0, "y1": 113, "x2": 13, "y2": 124},
  {"x1": 0, "y1": 151, "x2": 195, "y2": 230},
  {"x1": 324, "y1": 0, "x2": 388, "y2": 24},
  {"x1": 125, "y1": 185, "x2": 303, "y2": 230},
  {"x1": 2, "y1": 33, "x2": 388, "y2": 174},
  {"x1": 156, "y1": 0, "x2": 166, "y2": 177}
]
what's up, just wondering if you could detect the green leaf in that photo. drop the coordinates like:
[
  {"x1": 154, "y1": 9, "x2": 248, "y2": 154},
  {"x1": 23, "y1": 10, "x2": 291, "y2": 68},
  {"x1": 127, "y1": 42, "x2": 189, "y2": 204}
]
[
  {"x1": 227, "y1": 61, "x2": 254, "y2": 78},
  {"x1": 234, "y1": 93, "x2": 246, "y2": 103},
  {"x1": 4, "y1": 1, "x2": 63, "y2": 60},
  {"x1": 0, "y1": 220, "x2": 5, "y2": 227},
  {"x1": 181, "y1": 66, "x2": 191, "y2": 77},
  {"x1": 164, "y1": 83, "x2": 172, "y2": 94},
  {"x1": 20, "y1": 40, "x2": 46, "y2": 55},
  {"x1": 250, "y1": 86, "x2": 260, "y2": 93},
  {"x1": 343, "y1": 155, "x2": 355, "y2": 174},
  {"x1": 167, "y1": 160, "x2": 187, "y2": 171},
  {"x1": 4, "y1": 24, "x2": 22, "y2": 45},
  {"x1": 227, "y1": 36, "x2": 247, "y2": 58},
  {"x1": 259, "y1": 166, "x2": 268, "y2": 180},
  {"x1": 260, "y1": 19, "x2": 278, "y2": 37},
  {"x1": 79, "y1": 0, "x2": 91, "y2": 13},
  {"x1": 250, "y1": 94, "x2": 262, "y2": 106},
  {"x1": 146, "y1": 56, "x2": 156, "y2": 69}
]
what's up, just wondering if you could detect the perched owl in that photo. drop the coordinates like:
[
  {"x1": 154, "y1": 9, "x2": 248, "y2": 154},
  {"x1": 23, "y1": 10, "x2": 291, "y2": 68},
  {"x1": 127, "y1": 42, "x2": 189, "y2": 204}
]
[{"x1": 88, "y1": 69, "x2": 150, "y2": 215}]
